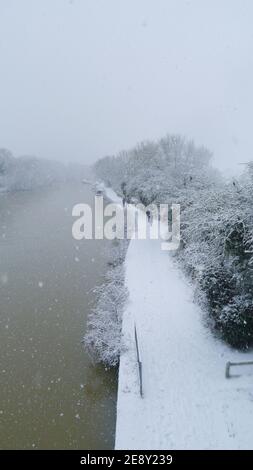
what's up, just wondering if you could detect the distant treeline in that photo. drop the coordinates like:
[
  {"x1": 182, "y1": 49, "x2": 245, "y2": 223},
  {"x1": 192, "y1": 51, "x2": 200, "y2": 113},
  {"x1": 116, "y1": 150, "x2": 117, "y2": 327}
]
[
  {"x1": 95, "y1": 134, "x2": 253, "y2": 350},
  {"x1": 0, "y1": 148, "x2": 88, "y2": 191}
]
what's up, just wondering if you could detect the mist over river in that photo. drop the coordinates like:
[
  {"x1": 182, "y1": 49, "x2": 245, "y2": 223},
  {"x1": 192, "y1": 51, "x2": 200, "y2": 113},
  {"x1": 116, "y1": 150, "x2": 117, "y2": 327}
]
[{"x1": 0, "y1": 183, "x2": 117, "y2": 449}]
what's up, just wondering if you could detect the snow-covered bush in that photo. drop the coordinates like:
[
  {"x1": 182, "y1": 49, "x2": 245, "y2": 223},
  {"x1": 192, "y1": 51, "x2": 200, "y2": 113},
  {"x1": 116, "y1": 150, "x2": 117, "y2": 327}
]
[
  {"x1": 84, "y1": 239, "x2": 129, "y2": 366},
  {"x1": 178, "y1": 178, "x2": 253, "y2": 348},
  {"x1": 200, "y1": 265, "x2": 237, "y2": 319},
  {"x1": 218, "y1": 295, "x2": 253, "y2": 349}
]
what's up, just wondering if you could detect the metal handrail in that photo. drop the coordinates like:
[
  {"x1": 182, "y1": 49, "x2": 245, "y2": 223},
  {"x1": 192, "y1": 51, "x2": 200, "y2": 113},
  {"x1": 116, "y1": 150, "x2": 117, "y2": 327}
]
[
  {"x1": 134, "y1": 323, "x2": 143, "y2": 397},
  {"x1": 225, "y1": 360, "x2": 253, "y2": 378}
]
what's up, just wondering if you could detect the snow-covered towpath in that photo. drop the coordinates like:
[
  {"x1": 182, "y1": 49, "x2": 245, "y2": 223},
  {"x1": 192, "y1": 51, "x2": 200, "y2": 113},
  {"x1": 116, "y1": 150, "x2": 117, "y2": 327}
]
[{"x1": 115, "y1": 215, "x2": 253, "y2": 450}]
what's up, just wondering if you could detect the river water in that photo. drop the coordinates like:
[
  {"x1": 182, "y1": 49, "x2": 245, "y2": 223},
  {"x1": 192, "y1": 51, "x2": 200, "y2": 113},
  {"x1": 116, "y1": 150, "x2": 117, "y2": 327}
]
[{"x1": 0, "y1": 183, "x2": 117, "y2": 449}]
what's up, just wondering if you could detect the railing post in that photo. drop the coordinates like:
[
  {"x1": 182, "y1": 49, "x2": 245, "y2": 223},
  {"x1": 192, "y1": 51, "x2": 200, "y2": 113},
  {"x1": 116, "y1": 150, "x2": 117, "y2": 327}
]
[
  {"x1": 134, "y1": 323, "x2": 143, "y2": 398},
  {"x1": 225, "y1": 360, "x2": 253, "y2": 378},
  {"x1": 225, "y1": 361, "x2": 231, "y2": 378}
]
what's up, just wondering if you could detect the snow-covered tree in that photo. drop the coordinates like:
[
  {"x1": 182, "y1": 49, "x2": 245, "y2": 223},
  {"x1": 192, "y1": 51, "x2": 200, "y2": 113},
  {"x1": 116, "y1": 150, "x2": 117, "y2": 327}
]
[
  {"x1": 94, "y1": 133, "x2": 253, "y2": 350},
  {"x1": 0, "y1": 148, "x2": 88, "y2": 191}
]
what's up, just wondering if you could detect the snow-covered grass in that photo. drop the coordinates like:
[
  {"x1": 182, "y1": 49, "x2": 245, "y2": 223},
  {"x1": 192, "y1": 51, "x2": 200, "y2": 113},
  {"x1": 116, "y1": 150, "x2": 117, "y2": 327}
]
[
  {"x1": 102, "y1": 185, "x2": 122, "y2": 204},
  {"x1": 115, "y1": 212, "x2": 253, "y2": 450}
]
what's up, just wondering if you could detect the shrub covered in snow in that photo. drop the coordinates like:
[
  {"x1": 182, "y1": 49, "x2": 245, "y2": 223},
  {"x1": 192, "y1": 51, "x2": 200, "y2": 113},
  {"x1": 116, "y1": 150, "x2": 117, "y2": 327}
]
[
  {"x1": 218, "y1": 296, "x2": 253, "y2": 348},
  {"x1": 84, "y1": 239, "x2": 129, "y2": 366},
  {"x1": 181, "y1": 178, "x2": 253, "y2": 348}
]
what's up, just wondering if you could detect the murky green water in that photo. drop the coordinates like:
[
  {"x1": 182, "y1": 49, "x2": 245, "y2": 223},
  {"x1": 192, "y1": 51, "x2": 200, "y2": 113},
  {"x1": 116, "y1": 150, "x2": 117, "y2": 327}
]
[{"x1": 0, "y1": 184, "x2": 117, "y2": 449}]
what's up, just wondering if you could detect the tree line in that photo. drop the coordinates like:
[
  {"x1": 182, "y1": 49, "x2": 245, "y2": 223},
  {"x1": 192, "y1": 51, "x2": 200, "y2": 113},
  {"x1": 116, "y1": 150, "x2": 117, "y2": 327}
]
[{"x1": 94, "y1": 134, "x2": 253, "y2": 350}]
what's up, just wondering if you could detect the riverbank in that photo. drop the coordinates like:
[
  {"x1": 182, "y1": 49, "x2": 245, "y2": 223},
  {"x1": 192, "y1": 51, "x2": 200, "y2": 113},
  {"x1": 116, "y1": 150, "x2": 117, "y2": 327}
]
[{"x1": 114, "y1": 205, "x2": 253, "y2": 450}]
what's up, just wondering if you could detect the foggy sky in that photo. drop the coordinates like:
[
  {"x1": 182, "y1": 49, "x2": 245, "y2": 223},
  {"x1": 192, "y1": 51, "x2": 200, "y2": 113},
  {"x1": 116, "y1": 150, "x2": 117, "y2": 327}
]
[{"x1": 0, "y1": 0, "x2": 253, "y2": 173}]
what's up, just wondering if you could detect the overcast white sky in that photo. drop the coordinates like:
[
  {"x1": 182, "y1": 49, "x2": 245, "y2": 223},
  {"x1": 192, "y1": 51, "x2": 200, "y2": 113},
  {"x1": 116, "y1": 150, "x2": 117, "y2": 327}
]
[{"x1": 0, "y1": 0, "x2": 252, "y2": 172}]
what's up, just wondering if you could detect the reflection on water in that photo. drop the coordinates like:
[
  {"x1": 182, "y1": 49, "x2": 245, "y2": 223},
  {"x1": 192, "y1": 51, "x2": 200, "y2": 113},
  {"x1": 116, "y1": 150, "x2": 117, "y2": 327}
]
[{"x1": 0, "y1": 184, "x2": 117, "y2": 449}]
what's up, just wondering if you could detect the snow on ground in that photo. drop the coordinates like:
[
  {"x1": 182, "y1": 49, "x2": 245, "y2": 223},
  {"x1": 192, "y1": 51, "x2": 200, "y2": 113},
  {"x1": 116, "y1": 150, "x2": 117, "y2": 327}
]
[
  {"x1": 100, "y1": 183, "x2": 122, "y2": 204},
  {"x1": 101, "y1": 184, "x2": 253, "y2": 449},
  {"x1": 115, "y1": 209, "x2": 253, "y2": 450}
]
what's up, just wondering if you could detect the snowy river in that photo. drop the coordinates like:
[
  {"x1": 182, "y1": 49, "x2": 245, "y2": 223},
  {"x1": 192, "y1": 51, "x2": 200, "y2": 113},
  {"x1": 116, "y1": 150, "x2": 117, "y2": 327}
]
[{"x1": 0, "y1": 183, "x2": 117, "y2": 449}]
